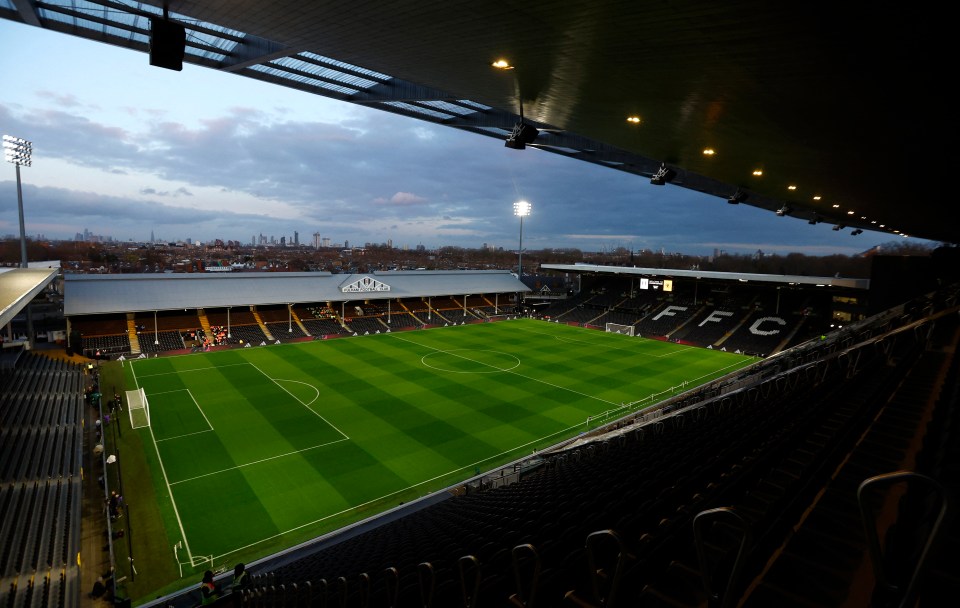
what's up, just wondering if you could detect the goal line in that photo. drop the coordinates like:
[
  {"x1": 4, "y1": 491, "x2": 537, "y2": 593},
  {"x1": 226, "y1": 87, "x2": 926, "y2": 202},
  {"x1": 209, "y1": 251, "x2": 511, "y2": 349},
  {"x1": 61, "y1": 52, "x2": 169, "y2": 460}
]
[{"x1": 127, "y1": 387, "x2": 150, "y2": 429}]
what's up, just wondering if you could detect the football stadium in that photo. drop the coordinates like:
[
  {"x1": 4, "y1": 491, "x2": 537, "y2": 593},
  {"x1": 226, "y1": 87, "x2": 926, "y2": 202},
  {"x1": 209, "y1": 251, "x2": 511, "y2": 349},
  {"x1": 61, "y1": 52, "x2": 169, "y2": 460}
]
[
  {"x1": 2, "y1": 3, "x2": 960, "y2": 608},
  {"x1": 4, "y1": 262, "x2": 960, "y2": 608}
]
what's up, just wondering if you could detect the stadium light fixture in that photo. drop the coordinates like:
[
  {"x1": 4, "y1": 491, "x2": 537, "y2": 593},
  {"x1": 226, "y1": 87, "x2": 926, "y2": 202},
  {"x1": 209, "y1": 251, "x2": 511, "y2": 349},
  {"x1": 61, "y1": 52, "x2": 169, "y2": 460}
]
[
  {"x1": 3, "y1": 134, "x2": 32, "y2": 268},
  {"x1": 832, "y1": 224, "x2": 846, "y2": 231},
  {"x1": 727, "y1": 189, "x2": 747, "y2": 204},
  {"x1": 776, "y1": 205, "x2": 792, "y2": 217},
  {"x1": 650, "y1": 163, "x2": 676, "y2": 186},
  {"x1": 851, "y1": 229, "x2": 863, "y2": 235},
  {"x1": 505, "y1": 122, "x2": 539, "y2": 149},
  {"x1": 514, "y1": 200, "x2": 531, "y2": 277}
]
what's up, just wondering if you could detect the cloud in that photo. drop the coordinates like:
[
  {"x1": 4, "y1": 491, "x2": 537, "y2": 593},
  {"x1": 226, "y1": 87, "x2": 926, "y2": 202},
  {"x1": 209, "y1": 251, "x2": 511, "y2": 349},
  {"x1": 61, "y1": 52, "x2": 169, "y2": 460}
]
[
  {"x1": 0, "y1": 21, "x2": 939, "y2": 256},
  {"x1": 373, "y1": 192, "x2": 428, "y2": 206},
  {"x1": 139, "y1": 187, "x2": 194, "y2": 197}
]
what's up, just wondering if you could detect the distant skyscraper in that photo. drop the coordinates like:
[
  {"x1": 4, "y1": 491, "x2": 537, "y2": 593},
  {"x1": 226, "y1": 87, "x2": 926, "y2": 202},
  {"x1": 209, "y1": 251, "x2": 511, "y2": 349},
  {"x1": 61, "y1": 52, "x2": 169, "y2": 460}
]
[
  {"x1": 313, "y1": 232, "x2": 321, "y2": 249},
  {"x1": 150, "y1": 229, "x2": 154, "y2": 244},
  {"x1": 294, "y1": 231, "x2": 299, "y2": 246}
]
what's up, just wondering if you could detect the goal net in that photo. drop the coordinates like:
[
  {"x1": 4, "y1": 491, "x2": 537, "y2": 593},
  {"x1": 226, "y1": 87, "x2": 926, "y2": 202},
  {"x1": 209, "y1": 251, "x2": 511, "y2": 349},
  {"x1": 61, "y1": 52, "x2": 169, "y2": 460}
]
[
  {"x1": 127, "y1": 388, "x2": 150, "y2": 429},
  {"x1": 605, "y1": 322, "x2": 635, "y2": 336}
]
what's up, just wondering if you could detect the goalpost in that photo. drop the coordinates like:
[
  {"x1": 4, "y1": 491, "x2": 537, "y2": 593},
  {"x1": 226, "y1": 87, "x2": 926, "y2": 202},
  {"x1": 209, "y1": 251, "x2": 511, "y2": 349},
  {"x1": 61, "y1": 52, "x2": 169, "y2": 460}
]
[
  {"x1": 127, "y1": 388, "x2": 150, "y2": 429},
  {"x1": 605, "y1": 322, "x2": 635, "y2": 336}
]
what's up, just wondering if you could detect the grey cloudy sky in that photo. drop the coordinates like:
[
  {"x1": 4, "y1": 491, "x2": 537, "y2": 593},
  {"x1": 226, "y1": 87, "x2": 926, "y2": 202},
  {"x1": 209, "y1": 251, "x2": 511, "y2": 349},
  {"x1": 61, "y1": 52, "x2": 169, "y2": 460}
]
[{"x1": 0, "y1": 20, "x2": 935, "y2": 256}]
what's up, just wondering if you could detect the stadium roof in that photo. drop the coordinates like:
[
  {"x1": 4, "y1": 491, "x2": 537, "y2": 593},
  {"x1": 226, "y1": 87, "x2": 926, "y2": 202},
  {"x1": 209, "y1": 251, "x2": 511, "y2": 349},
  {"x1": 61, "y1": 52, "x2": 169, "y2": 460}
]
[
  {"x1": 1, "y1": 1, "x2": 955, "y2": 246},
  {"x1": 540, "y1": 263, "x2": 870, "y2": 290},
  {"x1": 62, "y1": 270, "x2": 529, "y2": 316},
  {"x1": 0, "y1": 267, "x2": 58, "y2": 328}
]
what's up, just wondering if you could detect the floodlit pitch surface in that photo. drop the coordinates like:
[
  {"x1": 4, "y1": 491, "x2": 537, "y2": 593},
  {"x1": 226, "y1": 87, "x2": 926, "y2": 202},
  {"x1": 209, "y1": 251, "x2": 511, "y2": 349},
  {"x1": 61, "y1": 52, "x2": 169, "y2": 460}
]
[{"x1": 124, "y1": 319, "x2": 755, "y2": 570}]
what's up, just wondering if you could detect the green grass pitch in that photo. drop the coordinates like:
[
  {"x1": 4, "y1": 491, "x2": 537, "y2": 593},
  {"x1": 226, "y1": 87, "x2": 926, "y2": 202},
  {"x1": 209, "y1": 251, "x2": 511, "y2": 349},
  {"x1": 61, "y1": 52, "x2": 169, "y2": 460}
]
[{"x1": 123, "y1": 318, "x2": 756, "y2": 571}]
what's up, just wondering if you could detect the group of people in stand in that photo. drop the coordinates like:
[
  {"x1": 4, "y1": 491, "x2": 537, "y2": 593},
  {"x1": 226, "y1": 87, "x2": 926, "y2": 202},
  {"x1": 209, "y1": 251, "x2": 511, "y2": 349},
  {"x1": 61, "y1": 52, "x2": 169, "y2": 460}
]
[{"x1": 199, "y1": 563, "x2": 249, "y2": 605}]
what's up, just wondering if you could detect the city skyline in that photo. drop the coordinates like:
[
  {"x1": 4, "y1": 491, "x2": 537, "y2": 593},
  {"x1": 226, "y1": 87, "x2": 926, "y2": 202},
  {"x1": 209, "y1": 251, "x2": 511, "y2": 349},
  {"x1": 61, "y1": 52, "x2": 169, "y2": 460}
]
[{"x1": 0, "y1": 20, "x2": 941, "y2": 257}]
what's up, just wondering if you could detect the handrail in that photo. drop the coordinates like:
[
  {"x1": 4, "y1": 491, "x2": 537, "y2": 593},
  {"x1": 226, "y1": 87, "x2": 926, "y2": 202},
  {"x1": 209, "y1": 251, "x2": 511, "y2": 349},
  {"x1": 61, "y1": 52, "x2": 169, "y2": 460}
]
[
  {"x1": 693, "y1": 507, "x2": 751, "y2": 608},
  {"x1": 857, "y1": 471, "x2": 949, "y2": 608}
]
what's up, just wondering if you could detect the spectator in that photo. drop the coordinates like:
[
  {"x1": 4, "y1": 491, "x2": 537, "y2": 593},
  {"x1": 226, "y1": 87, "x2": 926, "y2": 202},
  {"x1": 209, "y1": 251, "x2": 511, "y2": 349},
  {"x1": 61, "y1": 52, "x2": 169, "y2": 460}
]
[
  {"x1": 232, "y1": 563, "x2": 249, "y2": 592},
  {"x1": 199, "y1": 570, "x2": 219, "y2": 605},
  {"x1": 107, "y1": 491, "x2": 121, "y2": 520}
]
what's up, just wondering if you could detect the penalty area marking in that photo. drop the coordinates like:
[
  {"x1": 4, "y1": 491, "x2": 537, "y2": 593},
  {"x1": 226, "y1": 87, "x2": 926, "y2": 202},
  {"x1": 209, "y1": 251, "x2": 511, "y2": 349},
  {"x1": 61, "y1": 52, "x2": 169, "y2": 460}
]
[
  {"x1": 246, "y1": 361, "x2": 347, "y2": 440},
  {"x1": 151, "y1": 388, "x2": 215, "y2": 442}
]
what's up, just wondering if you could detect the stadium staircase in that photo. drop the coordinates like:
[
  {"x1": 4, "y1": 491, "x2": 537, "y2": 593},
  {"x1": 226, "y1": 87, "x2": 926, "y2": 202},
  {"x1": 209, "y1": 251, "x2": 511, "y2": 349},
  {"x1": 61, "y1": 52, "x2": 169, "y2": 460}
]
[
  {"x1": 197, "y1": 308, "x2": 212, "y2": 337},
  {"x1": 290, "y1": 309, "x2": 311, "y2": 337},
  {"x1": 252, "y1": 307, "x2": 274, "y2": 341},
  {"x1": 664, "y1": 302, "x2": 707, "y2": 341},
  {"x1": 714, "y1": 308, "x2": 755, "y2": 349},
  {"x1": 125, "y1": 313, "x2": 140, "y2": 354}
]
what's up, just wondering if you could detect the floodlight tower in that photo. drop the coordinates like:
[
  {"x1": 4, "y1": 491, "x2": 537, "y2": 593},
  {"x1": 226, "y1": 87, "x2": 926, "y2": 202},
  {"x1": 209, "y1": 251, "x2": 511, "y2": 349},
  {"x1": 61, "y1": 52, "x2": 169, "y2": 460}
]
[
  {"x1": 4, "y1": 135, "x2": 34, "y2": 350},
  {"x1": 513, "y1": 200, "x2": 531, "y2": 278},
  {"x1": 3, "y1": 135, "x2": 32, "y2": 268}
]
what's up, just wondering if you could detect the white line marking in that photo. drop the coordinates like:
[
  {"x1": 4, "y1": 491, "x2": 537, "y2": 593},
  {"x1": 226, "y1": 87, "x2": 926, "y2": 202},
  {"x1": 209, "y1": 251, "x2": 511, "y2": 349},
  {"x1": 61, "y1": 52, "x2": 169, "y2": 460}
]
[
  {"x1": 275, "y1": 379, "x2": 321, "y2": 406},
  {"x1": 184, "y1": 388, "x2": 214, "y2": 431},
  {"x1": 207, "y1": 421, "x2": 582, "y2": 563},
  {"x1": 155, "y1": 429, "x2": 214, "y2": 443},
  {"x1": 513, "y1": 324, "x2": 688, "y2": 357},
  {"x1": 246, "y1": 361, "x2": 349, "y2": 440},
  {"x1": 130, "y1": 360, "x2": 195, "y2": 564},
  {"x1": 137, "y1": 362, "x2": 251, "y2": 378},
  {"x1": 169, "y1": 438, "x2": 349, "y2": 485},
  {"x1": 390, "y1": 332, "x2": 621, "y2": 406}
]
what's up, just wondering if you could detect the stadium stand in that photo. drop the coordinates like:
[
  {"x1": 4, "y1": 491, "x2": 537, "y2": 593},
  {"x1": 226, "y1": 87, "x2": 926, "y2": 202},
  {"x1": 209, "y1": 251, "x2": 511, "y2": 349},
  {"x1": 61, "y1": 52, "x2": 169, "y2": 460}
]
[
  {"x1": 378, "y1": 312, "x2": 422, "y2": 331},
  {"x1": 0, "y1": 352, "x2": 84, "y2": 608},
  {"x1": 7, "y1": 269, "x2": 956, "y2": 608},
  {"x1": 138, "y1": 330, "x2": 185, "y2": 353},
  {"x1": 139, "y1": 280, "x2": 959, "y2": 608},
  {"x1": 345, "y1": 316, "x2": 389, "y2": 335}
]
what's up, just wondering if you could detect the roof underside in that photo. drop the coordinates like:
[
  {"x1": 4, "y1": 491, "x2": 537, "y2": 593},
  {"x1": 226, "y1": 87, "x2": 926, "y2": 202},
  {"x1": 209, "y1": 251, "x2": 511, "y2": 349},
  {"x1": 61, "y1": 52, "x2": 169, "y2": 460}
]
[
  {"x1": 540, "y1": 264, "x2": 870, "y2": 290},
  {"x1": 0, "y1": 268, "x2": 58, "y2": 327},
  {"x1": 2, "y1": 0, "x2": 955, "y2": 244},
  {"x1": 62, "y1": 270, "x2": 529, "y2": 316}
]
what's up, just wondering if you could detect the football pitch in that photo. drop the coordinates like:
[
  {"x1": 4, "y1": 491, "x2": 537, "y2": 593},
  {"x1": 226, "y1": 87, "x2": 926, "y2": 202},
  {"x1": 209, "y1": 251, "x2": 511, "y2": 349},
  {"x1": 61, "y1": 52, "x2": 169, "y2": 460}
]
[{"x1": 123, "y1": 318, "x2": 756, "y2": 572}]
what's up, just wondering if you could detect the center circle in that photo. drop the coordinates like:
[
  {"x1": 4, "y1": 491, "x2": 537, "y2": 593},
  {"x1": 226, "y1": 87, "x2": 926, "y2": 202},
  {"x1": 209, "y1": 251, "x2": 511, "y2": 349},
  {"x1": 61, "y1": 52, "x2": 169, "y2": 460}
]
[{"x1": 421, "y1": 349, "x2": 520, "y2": 373}]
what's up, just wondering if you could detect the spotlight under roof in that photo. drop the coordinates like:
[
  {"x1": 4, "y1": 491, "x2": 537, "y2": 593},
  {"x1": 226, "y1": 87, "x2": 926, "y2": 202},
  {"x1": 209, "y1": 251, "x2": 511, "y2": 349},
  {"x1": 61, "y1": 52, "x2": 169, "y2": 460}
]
[
  {"x1": 727, "y1": 190, "x2": 747, "y2": 204},
  {"x1": 505, "y1": 122, "x2": 539, "y2": 150},
  {"x1": 650, "y1": 163, "x2": 676, "y2": 186}
]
